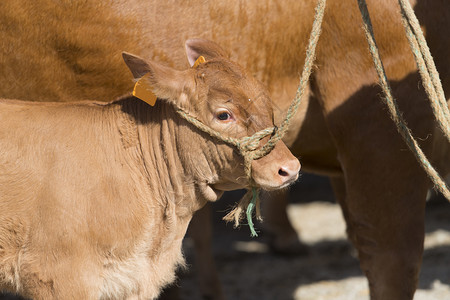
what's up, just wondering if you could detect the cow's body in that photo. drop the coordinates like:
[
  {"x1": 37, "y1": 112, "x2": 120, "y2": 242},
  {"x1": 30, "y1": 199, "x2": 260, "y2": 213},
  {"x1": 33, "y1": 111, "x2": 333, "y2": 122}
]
[
  {"x1": 0, "y1": 40, "x2": 299, "y2": 299},
  {"x1": 1, "y1": 0, "x2": 449, "y2": 299}
]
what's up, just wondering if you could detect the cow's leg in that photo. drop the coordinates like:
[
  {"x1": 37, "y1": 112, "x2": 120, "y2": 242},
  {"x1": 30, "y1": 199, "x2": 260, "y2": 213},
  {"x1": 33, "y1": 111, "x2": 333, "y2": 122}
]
[
  {"x1": 187, "y1": 203, "x2": 224, "y2": 300},
  {"x1": 260, "y1": 190, "x2": 309, "y2": 255},
  {"x1": 324, "y1": 112, "x2": 430, "y2": 300},
  {"x1": 322, "y1": 92, "x2": 430, "y2": 299},
  {"x1": 343, "y1": 165, "x2": 427, "y2": 300},
  {"x1": 314, "y1": 55, "x2": 437, "y2": 296},
  {"x1": 332, "y1": 171, "x2": 426, "y2": 300},
  {"x1": 329, "y1": 176, "x2": 354, "y2": 242}
]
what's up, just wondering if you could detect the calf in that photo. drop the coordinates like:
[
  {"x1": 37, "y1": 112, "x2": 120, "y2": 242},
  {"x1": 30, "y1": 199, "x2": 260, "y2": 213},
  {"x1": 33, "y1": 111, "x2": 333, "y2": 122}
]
[
  {"x1": 0, "y1": 40, "x2": 299, "y2": 299},
  {"x1": 1, "y1": 1, "x2": 449, "y2": 299}
]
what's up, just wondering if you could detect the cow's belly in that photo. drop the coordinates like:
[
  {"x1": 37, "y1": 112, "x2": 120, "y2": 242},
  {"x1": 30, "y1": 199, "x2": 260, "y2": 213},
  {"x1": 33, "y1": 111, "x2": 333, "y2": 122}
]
[
  {"x1": 99, "y1": 249, "x2": 155, "y2": 299},
  {"x1": 99, "y1": 232, "x2": 186, "y2": 299}
]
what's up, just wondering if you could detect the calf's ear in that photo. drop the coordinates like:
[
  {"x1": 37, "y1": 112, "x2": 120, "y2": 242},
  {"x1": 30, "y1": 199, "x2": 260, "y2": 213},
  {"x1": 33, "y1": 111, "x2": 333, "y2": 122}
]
[
  {"x1": 185, "y1": 38, "x2": 229, "y2": 67},
  {"x1": 122, "y1": 52, "x2": 194, "y2": 106},
  {"x1": 122, "y1": 52, "x2": 151, "y2": 79}
]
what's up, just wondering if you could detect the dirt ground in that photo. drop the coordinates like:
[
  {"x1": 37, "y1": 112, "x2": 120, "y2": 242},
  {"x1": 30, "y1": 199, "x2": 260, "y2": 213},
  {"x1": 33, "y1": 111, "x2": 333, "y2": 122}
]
[{"x1": 174, "y1": 173, "x2": 450, "y2": 300}]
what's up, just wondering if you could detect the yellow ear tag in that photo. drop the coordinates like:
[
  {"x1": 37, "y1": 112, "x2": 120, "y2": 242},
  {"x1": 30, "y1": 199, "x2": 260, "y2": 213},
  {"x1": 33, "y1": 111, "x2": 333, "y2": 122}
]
[
  {"x1": 132, "y1": 73, "x2": 157, "y2": 106},
  {"x1": 192, "y1": 55, "x2": 206, "y2": 68}
]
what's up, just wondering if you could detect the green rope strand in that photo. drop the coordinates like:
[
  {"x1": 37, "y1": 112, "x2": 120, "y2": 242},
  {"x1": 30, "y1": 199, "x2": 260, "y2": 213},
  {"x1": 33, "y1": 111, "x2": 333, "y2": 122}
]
[{"x1": 246, "y1": 188, "x2": 259, "y2": 237}]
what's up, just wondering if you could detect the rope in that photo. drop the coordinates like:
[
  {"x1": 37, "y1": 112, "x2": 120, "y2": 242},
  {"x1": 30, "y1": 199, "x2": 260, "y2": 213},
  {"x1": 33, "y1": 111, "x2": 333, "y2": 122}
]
[
  {"x1": 176, "y1": 0, "x2": 326, "y2": 236},
  {"x1": 357, "y1": 0, "x2": 450, "y2": 200},
  {"x1": 262, "y1": 0, "x2": 326, "y2": 151},
  {"x1": 397, "y1": 0, "x2": 450, "y2": 142}
]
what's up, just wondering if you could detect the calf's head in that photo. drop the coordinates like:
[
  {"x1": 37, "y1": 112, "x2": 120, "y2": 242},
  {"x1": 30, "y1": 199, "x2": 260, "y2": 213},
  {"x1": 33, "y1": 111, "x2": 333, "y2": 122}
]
[{"x1": 122, "y1": 39, "x2": 300, "y2": 196}]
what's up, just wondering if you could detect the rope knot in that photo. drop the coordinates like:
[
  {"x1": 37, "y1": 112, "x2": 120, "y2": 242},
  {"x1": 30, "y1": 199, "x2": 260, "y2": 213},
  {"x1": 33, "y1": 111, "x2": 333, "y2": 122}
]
[
  {"x1": 237, "y1": 136, "x2": 261, "y2": 152},
  {"x1": 237, "y1": 127, "x2": 276, "y2": 155}
]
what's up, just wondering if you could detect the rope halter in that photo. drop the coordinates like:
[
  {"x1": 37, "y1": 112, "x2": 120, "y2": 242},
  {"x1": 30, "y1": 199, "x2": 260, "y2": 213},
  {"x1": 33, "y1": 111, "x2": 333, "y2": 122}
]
[
  {"x1": 175, "y1": 107, "x2": 278, "y2": 183},
  {"x1": 132, "y1": 0, "x2": 327, "y2": 236}
]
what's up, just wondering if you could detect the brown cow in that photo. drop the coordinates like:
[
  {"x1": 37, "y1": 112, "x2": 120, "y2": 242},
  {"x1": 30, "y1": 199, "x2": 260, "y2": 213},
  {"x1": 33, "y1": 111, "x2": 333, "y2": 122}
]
[
  {"x1": 1, "y1": 0, "x2": 449, "y2": 299},
  {"x1": 0, "y1": 39, "x2": 300, "y2": 299}
]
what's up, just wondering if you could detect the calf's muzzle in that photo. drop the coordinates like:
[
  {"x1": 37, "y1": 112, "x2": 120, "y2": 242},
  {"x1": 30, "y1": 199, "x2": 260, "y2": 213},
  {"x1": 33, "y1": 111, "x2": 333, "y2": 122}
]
[{"x1": 251, "y1": 141, "x2": 300, "y2": 190}]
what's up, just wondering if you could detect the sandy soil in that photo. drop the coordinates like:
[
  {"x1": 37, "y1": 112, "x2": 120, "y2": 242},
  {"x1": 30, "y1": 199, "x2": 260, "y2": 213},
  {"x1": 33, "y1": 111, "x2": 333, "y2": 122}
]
[{"x1": 175, "y1": 174, "x2": 450, "y2": 300}]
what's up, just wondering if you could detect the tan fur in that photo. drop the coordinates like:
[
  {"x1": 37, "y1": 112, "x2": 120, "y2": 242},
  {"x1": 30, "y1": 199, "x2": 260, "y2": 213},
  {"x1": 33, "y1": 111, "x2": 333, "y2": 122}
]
[
  {"x1": 0, "y1": 0, "x2": 449, "y2": 299},
  {"x1": 0, "y1": 40, "x2": 299, "y2": 299}
]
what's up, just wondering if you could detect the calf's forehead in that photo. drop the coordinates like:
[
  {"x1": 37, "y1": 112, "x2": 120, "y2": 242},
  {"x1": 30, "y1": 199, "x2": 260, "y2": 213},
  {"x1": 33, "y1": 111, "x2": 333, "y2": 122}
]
[{"x1": 199, "y1": 59, "x2": 274, "y2": 118}]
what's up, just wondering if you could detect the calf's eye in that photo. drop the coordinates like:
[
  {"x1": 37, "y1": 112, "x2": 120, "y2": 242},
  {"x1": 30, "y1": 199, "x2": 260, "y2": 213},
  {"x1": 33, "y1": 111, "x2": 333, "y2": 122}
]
[{"x1": 216, "y1": 111, "x2": 232, "y2": 121}]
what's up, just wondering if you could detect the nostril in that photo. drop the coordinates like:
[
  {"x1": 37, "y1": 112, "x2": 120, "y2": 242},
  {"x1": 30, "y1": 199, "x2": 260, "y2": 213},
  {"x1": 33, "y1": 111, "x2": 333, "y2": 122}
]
[{"x1": 278, "y1": 168, "x2": 289, "y2": 177}]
